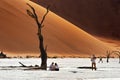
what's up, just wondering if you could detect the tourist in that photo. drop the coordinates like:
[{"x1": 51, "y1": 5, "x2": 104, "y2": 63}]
[
  {"x1": 98, "y1": 56, "x2": 103, "y2": 63},
  {"x1": 91, "y1": 54, "x2": 97, "y2": 70},
  {"x1": 54, "y1": 63, "x2": 59, "y2": 71},
  {"x1": 49, "y1": 62, "x2": 55, "y2": 71}
]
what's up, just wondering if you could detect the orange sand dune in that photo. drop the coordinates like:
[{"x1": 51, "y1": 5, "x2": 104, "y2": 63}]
[
  {"x1": 32, "y1": 0, "x2": 120, "y2": 39},
  {"x1": 0, "y1": 0, "x2": 117, "y2": 57}
]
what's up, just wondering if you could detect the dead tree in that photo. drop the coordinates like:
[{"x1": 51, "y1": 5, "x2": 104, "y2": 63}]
[
  {"x1": 112, "y1": 51, "x2": 120, "y2": 63},
  {"x1": 26, "y1": 3, "x2": 49, "y2": 70},
  {"x1": 106, "y1": 50, "x2": 111, "y2": 63}
]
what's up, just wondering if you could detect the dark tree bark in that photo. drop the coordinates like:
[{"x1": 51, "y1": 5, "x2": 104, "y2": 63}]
[
  {"x1": 26, "y1": 3, "x2": 49, "y2": 70},
  {"x1": 106, "y1": 50, "x2": 111, "y2": 63}
]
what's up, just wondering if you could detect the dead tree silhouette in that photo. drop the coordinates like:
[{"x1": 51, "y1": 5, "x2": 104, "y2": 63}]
[
  {"x1": 111, "y1": 51, "x2": 120, "y2": 63},
  {"x1": 26, "y1": 3, "x2": 49, "y2": 70},
  {"x1": 106, "y1": 50, "x2": 111, "y2": 63}
]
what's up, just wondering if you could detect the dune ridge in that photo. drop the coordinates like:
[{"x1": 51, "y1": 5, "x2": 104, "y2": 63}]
[
  {"x1": 0, "y1": 0, "x2": 117, "y2": 57},
  {"x1": 32, "y1": 0, "x2": 120, "y2": 39}
]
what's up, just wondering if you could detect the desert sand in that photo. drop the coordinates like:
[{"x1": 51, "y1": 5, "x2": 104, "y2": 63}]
[
  {"x1": 0, "y1": 0, "x2": 118, "y2": 57},
  {"x1": 32, "y1": 0, "x2": 120, "y2": 39}
]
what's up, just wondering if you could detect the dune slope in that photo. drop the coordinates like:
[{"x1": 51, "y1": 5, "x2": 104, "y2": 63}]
[
  {"x1": 32, "y1": 0, "x2": 120, "y2": 39},
  {"x1": 0, "y1": 0, "x2": 116, "y2": 57}
]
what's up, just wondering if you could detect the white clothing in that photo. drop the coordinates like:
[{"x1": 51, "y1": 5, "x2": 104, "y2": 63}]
[{"x1": 91, "y1": 57, "x2": 96, "y2": 63}]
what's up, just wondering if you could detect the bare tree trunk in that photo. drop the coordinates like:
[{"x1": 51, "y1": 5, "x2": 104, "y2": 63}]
[
  {"x1": 39, "y1": 35, "x2": 47, "y2": 69},
  {"x1": 106, "y1": 50, "x2": 111, "y2": 63},
  {"x1": 106, "y1": 56, "x2": 109, "y2": 63},
  {"x1": 119, "y1": 56, "x2": 120, "y2": 63},
  {"x1": 26, "y1": 3, "x2": 49, "y2": 70}
]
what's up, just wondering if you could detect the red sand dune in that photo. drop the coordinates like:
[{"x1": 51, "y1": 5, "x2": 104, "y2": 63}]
[
  {"x1": 0, "y1": 0, "x2": 117, "y2": 57},
  {"x1": 32, "y1": 0, "x2": 120, "y2": 39}
]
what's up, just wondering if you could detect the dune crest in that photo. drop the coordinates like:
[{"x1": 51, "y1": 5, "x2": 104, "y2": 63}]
[
  {"x1": 32, "y1": 0, "x2": 120, "y2": 39},
  {"x1": 0, "y1": 0, "x2": 117, "y2": 57}
]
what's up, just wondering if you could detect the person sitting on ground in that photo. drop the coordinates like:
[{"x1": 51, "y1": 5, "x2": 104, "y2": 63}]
[
  {"x1": 54, "y1": 63, "x2": 59, "y2": 71},
  {"x1": 49, "y1": 62, "x2": 55, "y2": 71}
]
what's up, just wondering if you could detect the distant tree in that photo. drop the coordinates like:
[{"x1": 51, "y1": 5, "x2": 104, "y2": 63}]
[
  {"x1": 26, "y1": 3, "x2": 49, "y2": 70},
  {"x1": 106, "y1": 50, "x2": 111, "y2": 63},
  {"x1": 112, "y1": 51, "x2": 120, "y2": 63},
  {"x1": 0, "y1": 51, "x2": 7, "y2": 58}
]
